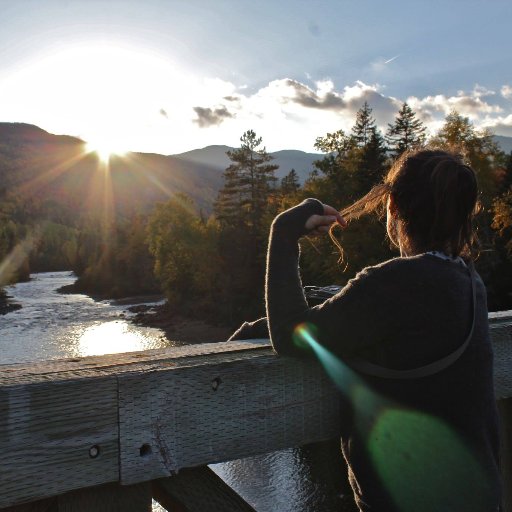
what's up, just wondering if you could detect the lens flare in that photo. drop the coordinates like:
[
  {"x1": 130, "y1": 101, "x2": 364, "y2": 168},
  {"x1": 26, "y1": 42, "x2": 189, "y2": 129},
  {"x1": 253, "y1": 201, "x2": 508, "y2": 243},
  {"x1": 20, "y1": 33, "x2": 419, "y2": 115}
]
[
  {"x1": 293, "y1": 322, "x2": 356, "y2": 392},
  {"x1": 368, "y1": 409, "x2": 493, "y2": 512},
  {"x1": 292, "y1": 323, "x2": 490, "y2": 511},
  {"x1": 0, "y1": 230, "x2": 41, "y2": 287},
  {"x1": 86, "y1": 141, "x2": 127, "y2": 163}
]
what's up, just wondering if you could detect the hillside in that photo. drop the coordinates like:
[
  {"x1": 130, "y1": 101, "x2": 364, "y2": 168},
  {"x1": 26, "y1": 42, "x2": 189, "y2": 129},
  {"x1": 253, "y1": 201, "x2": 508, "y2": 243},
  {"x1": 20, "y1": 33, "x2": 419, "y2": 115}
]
[
  {"x1": 0, "y1": 123, "x2": 325, "y2": 225},
  {"x1": 0, "y1": 123, "x2": 222, "y2": 216},
  {"x1": 494, "y1": 135, "x2": 512, "y2": 154}
]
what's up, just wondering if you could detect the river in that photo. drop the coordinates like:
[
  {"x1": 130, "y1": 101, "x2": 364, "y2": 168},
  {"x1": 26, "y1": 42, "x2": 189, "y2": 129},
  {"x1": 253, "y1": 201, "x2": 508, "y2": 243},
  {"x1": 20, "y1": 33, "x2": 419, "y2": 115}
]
[{"x1": 0, "y1": 272, "x2": 347, "y2": 512}]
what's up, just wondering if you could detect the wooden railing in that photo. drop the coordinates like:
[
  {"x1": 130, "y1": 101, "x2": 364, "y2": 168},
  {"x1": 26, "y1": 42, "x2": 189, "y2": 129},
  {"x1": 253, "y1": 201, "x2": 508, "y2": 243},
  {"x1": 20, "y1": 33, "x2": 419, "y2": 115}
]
[{"x1": 1, "y1": 311, "x2": 511, "y2": 512}]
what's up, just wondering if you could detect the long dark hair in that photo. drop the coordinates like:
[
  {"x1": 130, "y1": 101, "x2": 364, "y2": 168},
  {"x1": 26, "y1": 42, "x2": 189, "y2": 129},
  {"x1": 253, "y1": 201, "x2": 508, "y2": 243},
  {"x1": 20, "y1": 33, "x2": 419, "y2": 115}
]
[{"x1": 331, "y1": 148, "x2": 480, "y2": 259}]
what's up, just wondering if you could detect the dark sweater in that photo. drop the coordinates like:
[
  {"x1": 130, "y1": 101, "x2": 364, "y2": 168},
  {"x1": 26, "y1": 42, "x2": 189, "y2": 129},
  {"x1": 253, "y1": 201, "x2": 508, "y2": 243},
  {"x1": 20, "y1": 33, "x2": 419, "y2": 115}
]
[{"x1": 266, "y1": 199, "x2": 502, "y2": 512}]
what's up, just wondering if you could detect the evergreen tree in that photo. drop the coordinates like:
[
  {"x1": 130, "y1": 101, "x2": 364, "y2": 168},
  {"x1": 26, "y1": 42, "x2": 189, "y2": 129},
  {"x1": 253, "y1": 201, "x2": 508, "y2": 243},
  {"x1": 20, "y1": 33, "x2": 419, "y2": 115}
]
[
  {"x1": 386, "y1": 102, "x2": 427, "y2": 156},
  {"x1": 349, "y1": 103, "x2": 388, "y2": 195},
  {"x1": 351, "y1": 102, "x2": 376, "y2": 148},
  {"x1": 213, "y1": 130, "x2": 278, "y2": 324},
  {"x1": 356, "y1": 126, "x2": 387, "y2": 194},
  {"x1": 280, "y1": 169, "x2": 301, "y2": 196},
  {"x1": 214, "y1": 130, "x2": 278, "y2": 234}
]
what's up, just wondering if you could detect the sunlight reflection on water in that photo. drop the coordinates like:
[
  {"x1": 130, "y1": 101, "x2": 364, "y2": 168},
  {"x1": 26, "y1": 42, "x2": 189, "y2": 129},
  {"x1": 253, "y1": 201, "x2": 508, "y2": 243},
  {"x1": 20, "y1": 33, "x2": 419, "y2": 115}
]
[
  {"x1": 0, "y1": 271, "x2": 169, "y2": 364},
  {"x1": 74, "y1": 320, "x2": 165, "y2": 357}
]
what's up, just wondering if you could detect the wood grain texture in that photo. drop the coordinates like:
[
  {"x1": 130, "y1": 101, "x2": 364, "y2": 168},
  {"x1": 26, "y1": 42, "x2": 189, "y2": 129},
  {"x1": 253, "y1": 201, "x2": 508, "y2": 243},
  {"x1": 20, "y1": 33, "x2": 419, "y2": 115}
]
[
  {"x1": 152, "y1": 467, "x2": 257, "y2": 512},
  {"x1": 118, "y1": 354, "x2": 341, "y2": 484},
  {"x1": 0, "y1": 342, "x2": 269, "y2": 508},
  {"x1": 0, "y1": 377, "x2": 119, "y2": 509},
  {"x1": 0, "y1": 341, "x2": 269, "y2": 386},
  {"x1": 498, "y1": 398, "x2": 512, "y2": 512},
  {"x1": 490, "y1": 314, "x2": 512, "y2": 399}
]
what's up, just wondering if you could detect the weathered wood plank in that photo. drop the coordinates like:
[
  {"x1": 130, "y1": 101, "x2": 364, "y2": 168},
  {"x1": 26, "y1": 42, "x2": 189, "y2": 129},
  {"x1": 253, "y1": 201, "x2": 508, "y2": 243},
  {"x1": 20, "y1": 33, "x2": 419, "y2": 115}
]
[
  {"x1": 0, "y1": 378, "x2": 119, "y2": 509},
  {"x1": 0, "y1": 343, "x2": 270, "y2": 509},
  {"x1": 498, "y1": 398, "x2": 512, "y2": 512},
  {"x1": 118, "y1": 354, "x2": 341, "y2": 484},
  {"x1": 490, "y1": 314, "x2": 512, "y2": 400},
  {"x1": 57, "y1": 483, "x2": 151, "y2": 512},
  {"x1": 0, "y1": 341, "x2": 269, "y2": 385},
  {"x1": 152, "y1": 467, "x2": 257, "y2": 512}
]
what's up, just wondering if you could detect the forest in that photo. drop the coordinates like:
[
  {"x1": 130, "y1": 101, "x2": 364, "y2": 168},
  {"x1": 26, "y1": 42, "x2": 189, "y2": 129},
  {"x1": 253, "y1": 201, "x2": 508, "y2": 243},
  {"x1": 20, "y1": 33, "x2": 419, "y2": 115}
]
[{"x1": 1, "y1": 104, "x2": 512, "y2": 326}]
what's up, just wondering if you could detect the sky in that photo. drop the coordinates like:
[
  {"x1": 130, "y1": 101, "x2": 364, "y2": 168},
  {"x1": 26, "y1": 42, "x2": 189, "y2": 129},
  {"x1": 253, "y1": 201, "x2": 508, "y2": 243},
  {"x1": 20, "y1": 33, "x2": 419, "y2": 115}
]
[{"x1": 0, "y1": 0, "x2": 511, "y2": 155}]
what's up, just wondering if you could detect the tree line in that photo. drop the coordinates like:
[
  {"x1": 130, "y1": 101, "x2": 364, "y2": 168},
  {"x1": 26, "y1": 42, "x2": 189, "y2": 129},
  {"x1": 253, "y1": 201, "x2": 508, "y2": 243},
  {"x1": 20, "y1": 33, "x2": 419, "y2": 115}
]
[
  {"x1": 146, "y1": 103, "x2": 512, "y2": 324},
  {"x1": 2, "y1": 103, "x2": 512, "y2": 323}
]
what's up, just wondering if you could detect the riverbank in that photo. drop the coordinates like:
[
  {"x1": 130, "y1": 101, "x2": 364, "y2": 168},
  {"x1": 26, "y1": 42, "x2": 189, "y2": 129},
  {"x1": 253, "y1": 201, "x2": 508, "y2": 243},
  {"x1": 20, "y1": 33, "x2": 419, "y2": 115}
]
[
  {"x1": 58, "y1": 280, "x2": 232, "y2": 343},
  {"x1": 0, "y1": 289, "x2": 22, "y2": 315},
  {"x1": 130, "y1": 303, "x2": 232, "y2": 343}
]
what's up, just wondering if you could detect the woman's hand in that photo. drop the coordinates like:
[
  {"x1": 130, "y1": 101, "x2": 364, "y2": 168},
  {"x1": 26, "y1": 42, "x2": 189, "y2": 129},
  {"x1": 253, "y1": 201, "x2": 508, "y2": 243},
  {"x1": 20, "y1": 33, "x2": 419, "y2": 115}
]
[
  {"x1": 271, "y1": 198, "x2": 346, "y2": 240},
  {"x1": 304, "y1": 203, "x2": 347, "y2": 235}
]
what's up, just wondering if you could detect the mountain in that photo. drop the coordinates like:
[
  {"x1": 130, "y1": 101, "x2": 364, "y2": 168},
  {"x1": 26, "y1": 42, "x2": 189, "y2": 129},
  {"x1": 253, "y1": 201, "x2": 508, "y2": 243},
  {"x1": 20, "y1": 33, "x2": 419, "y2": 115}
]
[
  {"x1": 173, "y1": 145, "x2": 232, "y2": 170},
  {"x1": 0, "y1": 123, "x2": 82, "y2": 146},
  {"x1": 173, "y1": 145, "x2": 320, "y2": 183},
  {"x1": 0, "y1": 123, "x2": 222, "y2": 215},
  {"x1": 0, "y1": 124, "x2": 321, "y2": 219},
  {"x1": 494, "y1": 135, "x2": 512, "y2": 154}
]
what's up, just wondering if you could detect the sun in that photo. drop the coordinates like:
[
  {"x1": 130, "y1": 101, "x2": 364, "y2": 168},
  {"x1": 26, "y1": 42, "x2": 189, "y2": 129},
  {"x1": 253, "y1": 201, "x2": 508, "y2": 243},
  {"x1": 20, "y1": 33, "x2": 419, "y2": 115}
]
[{"x1": 86, "y1": 139, "x2": 128, "y2": 162}]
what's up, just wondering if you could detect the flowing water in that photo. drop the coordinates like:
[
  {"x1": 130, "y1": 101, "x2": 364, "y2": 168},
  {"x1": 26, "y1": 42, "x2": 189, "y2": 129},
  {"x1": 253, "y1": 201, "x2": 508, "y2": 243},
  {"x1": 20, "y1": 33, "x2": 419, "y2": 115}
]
[{"x1": 0, "y1": 272, "x2": 346, "y2": 512}]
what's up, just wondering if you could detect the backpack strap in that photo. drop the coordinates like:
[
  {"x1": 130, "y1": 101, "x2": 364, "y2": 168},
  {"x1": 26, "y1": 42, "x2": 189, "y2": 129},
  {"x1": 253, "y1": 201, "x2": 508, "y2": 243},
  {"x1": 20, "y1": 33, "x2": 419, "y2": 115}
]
[{"x1": 347, "y1": 261, "x2": 477, "y2": 379}]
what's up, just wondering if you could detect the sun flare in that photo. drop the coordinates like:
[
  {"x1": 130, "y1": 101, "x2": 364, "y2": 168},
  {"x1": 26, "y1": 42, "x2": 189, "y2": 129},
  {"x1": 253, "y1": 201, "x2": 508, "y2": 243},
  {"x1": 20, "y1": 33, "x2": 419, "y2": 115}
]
[{"x1": 86, "y1": 140, "x2": 128, "y2": 162}]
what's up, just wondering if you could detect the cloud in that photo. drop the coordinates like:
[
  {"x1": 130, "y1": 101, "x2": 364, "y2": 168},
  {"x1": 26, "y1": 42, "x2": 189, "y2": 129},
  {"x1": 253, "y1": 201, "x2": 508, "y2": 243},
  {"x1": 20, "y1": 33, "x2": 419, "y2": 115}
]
[
  {"x1": 408, "y1": 89, "x2": 502, "y2": 120},
  {"x1": 501, "y1": 85, "x2": 512, "y2": 100},
  {"x1": 472, "y1": 84, "x2": 495, "y2": 98},
  {"x1": 159, "y1": 108, "x2": 168, "y2": 118},
  {"x1": 282, "y1": 79, "x2": 345, "y2": 110},
  {"x1": 258, "y1": 79, "x2": 399, "y2": 123},
  {"x1": 482, "y1": 114, "x2": 512, "y2": 136},
  {"x1": 193, "y1": 106, "x2": 234, "y2": 128},
  {"x1": 181, "y1": 78, "x2": 512, "y2": 151},
  {"x1": 341, "y1": 81, "x2": 401, "y2": 120}
]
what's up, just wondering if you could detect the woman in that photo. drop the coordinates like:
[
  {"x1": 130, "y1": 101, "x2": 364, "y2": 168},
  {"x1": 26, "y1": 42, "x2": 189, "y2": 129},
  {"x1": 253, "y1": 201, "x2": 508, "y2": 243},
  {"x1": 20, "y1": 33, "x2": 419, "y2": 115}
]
[{"x1": 233, "y1": 149, "x2": 502, "y2": 511}]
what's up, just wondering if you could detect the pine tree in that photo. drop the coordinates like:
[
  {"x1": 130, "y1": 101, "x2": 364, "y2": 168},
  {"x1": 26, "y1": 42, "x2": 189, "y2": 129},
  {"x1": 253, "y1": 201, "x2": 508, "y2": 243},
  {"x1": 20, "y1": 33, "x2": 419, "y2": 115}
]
[
  {"x1": 351, "y1": 102, "x2": 376, "y2": 147},
  {"x1": 350, "y1": 102, "x2": 388, "y2": 195},
  {"x1": 357, "y1": 126, "x2": 387, "y2": 193},
  {"x1": 214, "y1": 130, "x2": 278, "y2": 233},
  {"x1": 386, "y1": 102, "x2": 427, "y2": 156},
  {"x1": 280, "y1": 169, "x2": 301, "y2": 196},
  {"x1": 213, "y1": 130, "x2": 278, "y2": 323}
]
